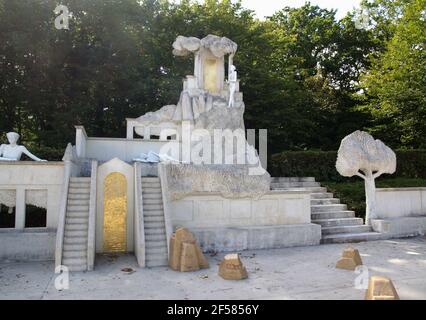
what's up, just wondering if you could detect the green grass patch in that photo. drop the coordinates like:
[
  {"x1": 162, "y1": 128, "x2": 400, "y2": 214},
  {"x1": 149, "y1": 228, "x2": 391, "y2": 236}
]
[{"x1": 322, "y1": 178, "x2": 426, "y2": 219}]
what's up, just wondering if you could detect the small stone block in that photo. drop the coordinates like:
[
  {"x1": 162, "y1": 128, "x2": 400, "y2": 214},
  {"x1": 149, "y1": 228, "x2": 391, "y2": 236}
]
[
  {"x1": 218, "y1": 253, "x2": 248, "y2": 280},
  {"x1": 336, "y1": 247, "x2": 363, "y2": 271},
  {"x1": 365, "y1": 276, "x2": 400, "y2": 300}
]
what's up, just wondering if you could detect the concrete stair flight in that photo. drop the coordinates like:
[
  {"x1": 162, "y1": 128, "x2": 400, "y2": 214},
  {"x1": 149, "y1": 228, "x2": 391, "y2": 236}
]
[
  {"x1": 271, "y1": 177, "x2": 382, "y2": 244},
  {"x1": 142, "y1": 177, "x2": 168, "y2": 267},
  {"x1": 62, "y1": 177, "x2": 91, "y2": 272}
]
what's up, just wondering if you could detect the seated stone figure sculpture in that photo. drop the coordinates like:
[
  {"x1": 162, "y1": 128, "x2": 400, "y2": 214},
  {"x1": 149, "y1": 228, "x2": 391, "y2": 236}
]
[{"x1": 0, "y1": 132, "x2": 46, "y2": 161}]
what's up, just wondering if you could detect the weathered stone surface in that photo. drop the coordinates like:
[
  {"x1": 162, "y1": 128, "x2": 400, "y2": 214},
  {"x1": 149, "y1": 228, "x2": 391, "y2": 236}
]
[
  {"x1": 218, "y1": 253, "x2": 248, "y2": 280},
  {"x1": 162, "y1": 164, "x2": 271, "y2": 201},
  {"x1": 336, "y1": 247, "x2": 363, "y2": 270},
  {"x1": 169, "y1": 228, "x2": 209, "y2": 272},
  {"x1": 365, "y1": 276, "x2": 400, "y2": 300}
]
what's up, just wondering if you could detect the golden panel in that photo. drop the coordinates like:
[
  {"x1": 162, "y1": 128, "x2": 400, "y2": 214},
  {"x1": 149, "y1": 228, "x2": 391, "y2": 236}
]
[
  {"x1": 103, "y1": 172, "x2": 127, "y2": 253},
  {"x1": 204, "y1": 58, "x2": 219, "y2": 93}
]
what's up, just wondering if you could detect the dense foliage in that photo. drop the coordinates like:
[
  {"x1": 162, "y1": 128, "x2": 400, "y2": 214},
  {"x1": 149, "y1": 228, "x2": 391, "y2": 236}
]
[
  {"x1": 270, "y1": 149, "x2": 426, "y2": 181},
  {"x1": 0, "y1": 0, "x2": 424, "y2": 157}
]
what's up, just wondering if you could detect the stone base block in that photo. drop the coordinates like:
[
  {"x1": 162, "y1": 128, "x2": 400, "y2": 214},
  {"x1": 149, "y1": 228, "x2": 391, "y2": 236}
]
[
  {"x1": 365, "y1": 276, "x2": 399, "y2": 300},
  {"x1": 336, "y1": 247, "x2": 363, "y2": 271},
  {"x1": 191, "y1": 224, "x2": 321, "y2": 252},
  {"x1": 218, "y1": 253, "x2": 248, "y2": 280},
  {"x1": 0, "y1": 230, "x2": 56, "y2": 261},
  {"x1": 372, "y1": 216, "x2": 426, "y2": 239}
]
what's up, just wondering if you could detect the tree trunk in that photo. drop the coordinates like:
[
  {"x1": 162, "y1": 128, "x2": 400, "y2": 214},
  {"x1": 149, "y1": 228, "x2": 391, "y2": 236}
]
[{"x1": 364, "y1": 170, "x2": 377, "y2": 225}]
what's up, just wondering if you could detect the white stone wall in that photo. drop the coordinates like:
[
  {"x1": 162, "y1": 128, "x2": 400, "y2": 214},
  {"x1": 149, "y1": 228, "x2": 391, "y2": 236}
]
[
  {"x1": 169, "y1": 190, "x2": 311, "y2": 229},
  {"x1": 0, "y1": 161, "x2": 64, "y2": 229},
  {"x1": 376, "y1": 188, "x2": 426, "y2": 219},
  {"x1": 84, "y1": 138, "x2": 180, "y2": 163}
]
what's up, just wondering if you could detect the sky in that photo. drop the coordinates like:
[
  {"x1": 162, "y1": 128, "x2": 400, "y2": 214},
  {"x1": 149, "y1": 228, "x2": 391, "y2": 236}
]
[{"x1": 238, "y1": 0, "x2": 362, "y2": 19}]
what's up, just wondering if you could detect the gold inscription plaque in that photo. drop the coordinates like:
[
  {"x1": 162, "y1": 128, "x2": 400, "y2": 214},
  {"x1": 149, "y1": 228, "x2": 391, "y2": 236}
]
[
  {"x1": 103, "y1": 172, "x2": 127, "y2": 253},
  {"x1": 204, "y1": 58, "x2": 219, "y2": 93}
]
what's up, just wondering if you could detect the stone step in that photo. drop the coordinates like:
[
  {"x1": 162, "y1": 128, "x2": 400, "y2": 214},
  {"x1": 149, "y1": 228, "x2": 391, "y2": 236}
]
[
  {"x1": 142, "y1": 177, "x2": 160, "y2": 183},
  {"x1": 63, "y1": 243, "x2": 87, "y2": 251},
  {"x1": 146, "y1": 257, "x2": 168, "y2": 268},
  {"x1": 68, "y1": 199, "x2": 90, "y2": 206},
  {"x1": 312, "y1": 211, "x2": 355, "y2": 220},
  {"x1": 70, "y1": 177, "x2": 91, "y2": 183},
  {"x1": 272, "y1": 187, "x2": 328, "y2": 193},
  {"x1": 310, "y1": 192, "x2": 334, "y2": 199},
  {"x1": 142, "y1": 188, "x2": 162, "y2": 194},
  {"x1": 64, "y1": 230, "x2": 88, "y2": 238},
  {"x1": 311, "y1": 198, "x2": 340, "y2": 205},
  {"x1": 145, "y1": 228, "x2": 166, "y2": 235},
  {"x1": 63, "y1": 250, "x2": 86, "y2": 259},
  {"x1": 68, "y1": 194, "x2": 90, "y2": 200},
  {"x1": 66, "y1": 218, "x2": 88, "y2": 227},
  {"x1": 146, "y1": 246, "x2": 168, "y2": 255},
  {"x1": 271, "y1": 181, "x2": 321, "y2": 188},
  {"x1": 143, "y1": 204, "x2": 163, "y2": 211},
  {"x1": 68, "y1": 187, "x2": 91, "y2": 194},
  {"x1": 145, "y1": 233, "x2": 167, "y2": 241},
  {"x1": 321, "y1": 232, "x2": 383, "y2": 244},
  {"x1": 144, "y1": 222, "x2": 166, "y2": 229},
  {"x1": 144, "y1": 199, "x2": 163, "y2": 205},
  {"x1": 271, "y1": 177, "x2": 315, "y2": 183},
  {"x1": 66, "y1": 264, "x2": 88, "y2": 272},
  {"x1": 69, "y1": 183, "x2": 91, "y2": 189},
  {"x1": 146, "y1": 240, "x2": 168, "y2": 248},
  {"x1": 142, "y1": 182, "x2": 161, "y2": 188},
  {"x1": 143, "y1": 210, "x2": 164, "y2": 217},
  {"x1": 321, "y1": 225, "x2": 372, "y2": 236},
  {"x1": 64, "y1": 237, "x2": 87, "y2": 245},
  {"x1": 142, "y1": 193, "x2": 162, "y2": 200},
  {"x1": 313, "y1": 217, "x2": 364, "y2": 228},
  {"x1": 67, "y1": 205, "x2": 90, "y2": 212},
  {"x1": 62, "y1": 257, "x2": 87, "y2": 267},
  {"x1": 311, "y1": 204, "x2": 348, "y2": 213},
  {"x1": 144, "y1": 215, "x2": 165, "y2": 223},
  {"x1": 65, "y1": 224, "x2": 88, "y2": 232},
  {"x1": 66, "y1": 211, "x2": 89, "y2": 218}
]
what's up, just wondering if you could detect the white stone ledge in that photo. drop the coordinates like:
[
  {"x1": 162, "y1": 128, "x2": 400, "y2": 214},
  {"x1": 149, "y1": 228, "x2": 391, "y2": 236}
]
[
  {"x1": 372, "y1": 216, "x2": 426, "y2": 239},
  {"x1": 0, "y1": 230, "x2": 56, "y2": 261},
  {"x1": 191, "y1": 224, "x2": 322, "y2": 252},
  {"x1": 377, "y1": 187, "x2": 426, "y2": 192},
  {"x1": 0, "y1": 161, "x2": 64, "y2": 166}
]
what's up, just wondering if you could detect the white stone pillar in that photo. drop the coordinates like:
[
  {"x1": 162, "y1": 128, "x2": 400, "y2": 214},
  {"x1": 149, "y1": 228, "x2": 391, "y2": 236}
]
[{"x1": 15, "y1": 187, "x2": 26, "y2": 230}]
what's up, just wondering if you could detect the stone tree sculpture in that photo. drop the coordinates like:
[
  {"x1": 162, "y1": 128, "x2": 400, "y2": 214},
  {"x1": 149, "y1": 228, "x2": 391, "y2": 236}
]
[{"x1": 336, "y1": 131, "x2": 396, "y2": 225}]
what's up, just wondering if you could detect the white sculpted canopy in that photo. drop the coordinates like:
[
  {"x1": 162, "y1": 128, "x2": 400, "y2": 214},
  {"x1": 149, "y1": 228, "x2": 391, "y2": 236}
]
[{"x1": 336, "y1": 130, "x2": 396, "y2": 224}]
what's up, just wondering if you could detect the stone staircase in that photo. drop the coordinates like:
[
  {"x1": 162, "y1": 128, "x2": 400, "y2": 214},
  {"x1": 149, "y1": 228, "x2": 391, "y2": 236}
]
[
  {"x1": 141, "y1": 177, "x2": 168, "y2": 267},
  {"x1": 62, "y1": 177, "x2": 91, "y2": 272},
  {"x1": 271, "y1": 177, "x2": 382, "y2": 244}
]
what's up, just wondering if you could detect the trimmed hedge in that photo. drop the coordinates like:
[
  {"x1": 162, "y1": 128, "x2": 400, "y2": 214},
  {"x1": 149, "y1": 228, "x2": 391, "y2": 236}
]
[{"x1": 269, "y1": 150, "x2": 426, "y2": 181}]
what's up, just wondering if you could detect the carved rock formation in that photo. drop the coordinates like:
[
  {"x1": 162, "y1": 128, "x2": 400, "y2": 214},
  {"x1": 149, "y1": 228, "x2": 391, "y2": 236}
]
[
  {"x1": 336, "y1": 247, "x2": 363, "y2": 271},
  {"x1": 169, "y1": 228, "x2": 209, "y2": 272},
  {"x1": 218, "y1": 253, "x2": 248, "y2": 280},
  {"x1": 365, "y1": 276, "x2": 400, "y2": 300}
]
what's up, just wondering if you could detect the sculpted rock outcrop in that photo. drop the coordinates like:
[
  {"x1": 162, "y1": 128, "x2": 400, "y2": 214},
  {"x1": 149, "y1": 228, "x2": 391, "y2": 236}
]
[
  {"x1": 169, "y1": 228, "x2": 209, "y2": 272},
  {"x1": 336, "y1": 131, "x2": 396, "y2": 224}
]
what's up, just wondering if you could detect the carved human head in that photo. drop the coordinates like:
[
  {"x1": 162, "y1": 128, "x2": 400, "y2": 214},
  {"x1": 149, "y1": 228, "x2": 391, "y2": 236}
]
[
  {"x1": 230, "y1": 65, "x2": 236, "y2": 72},
  {"x1": 6, "y1": 132, "x2": 20, "y2": 144}
]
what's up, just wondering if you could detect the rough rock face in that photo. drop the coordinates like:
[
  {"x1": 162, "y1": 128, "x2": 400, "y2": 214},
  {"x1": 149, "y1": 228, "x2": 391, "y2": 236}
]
[
  {"x1": 218, "y1": 254, "x2": 248, "y2": 280},
  {"x1": 162, "y1": 164, "x2": 271, "y2": 201},
  {"x1": 336, "y1": 247, "x2": 363, "y2": 271},
  {"x1": 169, "y1": 228, "x2": 209, "y2": 272},
  {"x1": 194, "y1": 100, "x2": 245, "y2": 132},
  {"x1": 365, "y1": 276, "x2": 400, "y2": 300}
]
